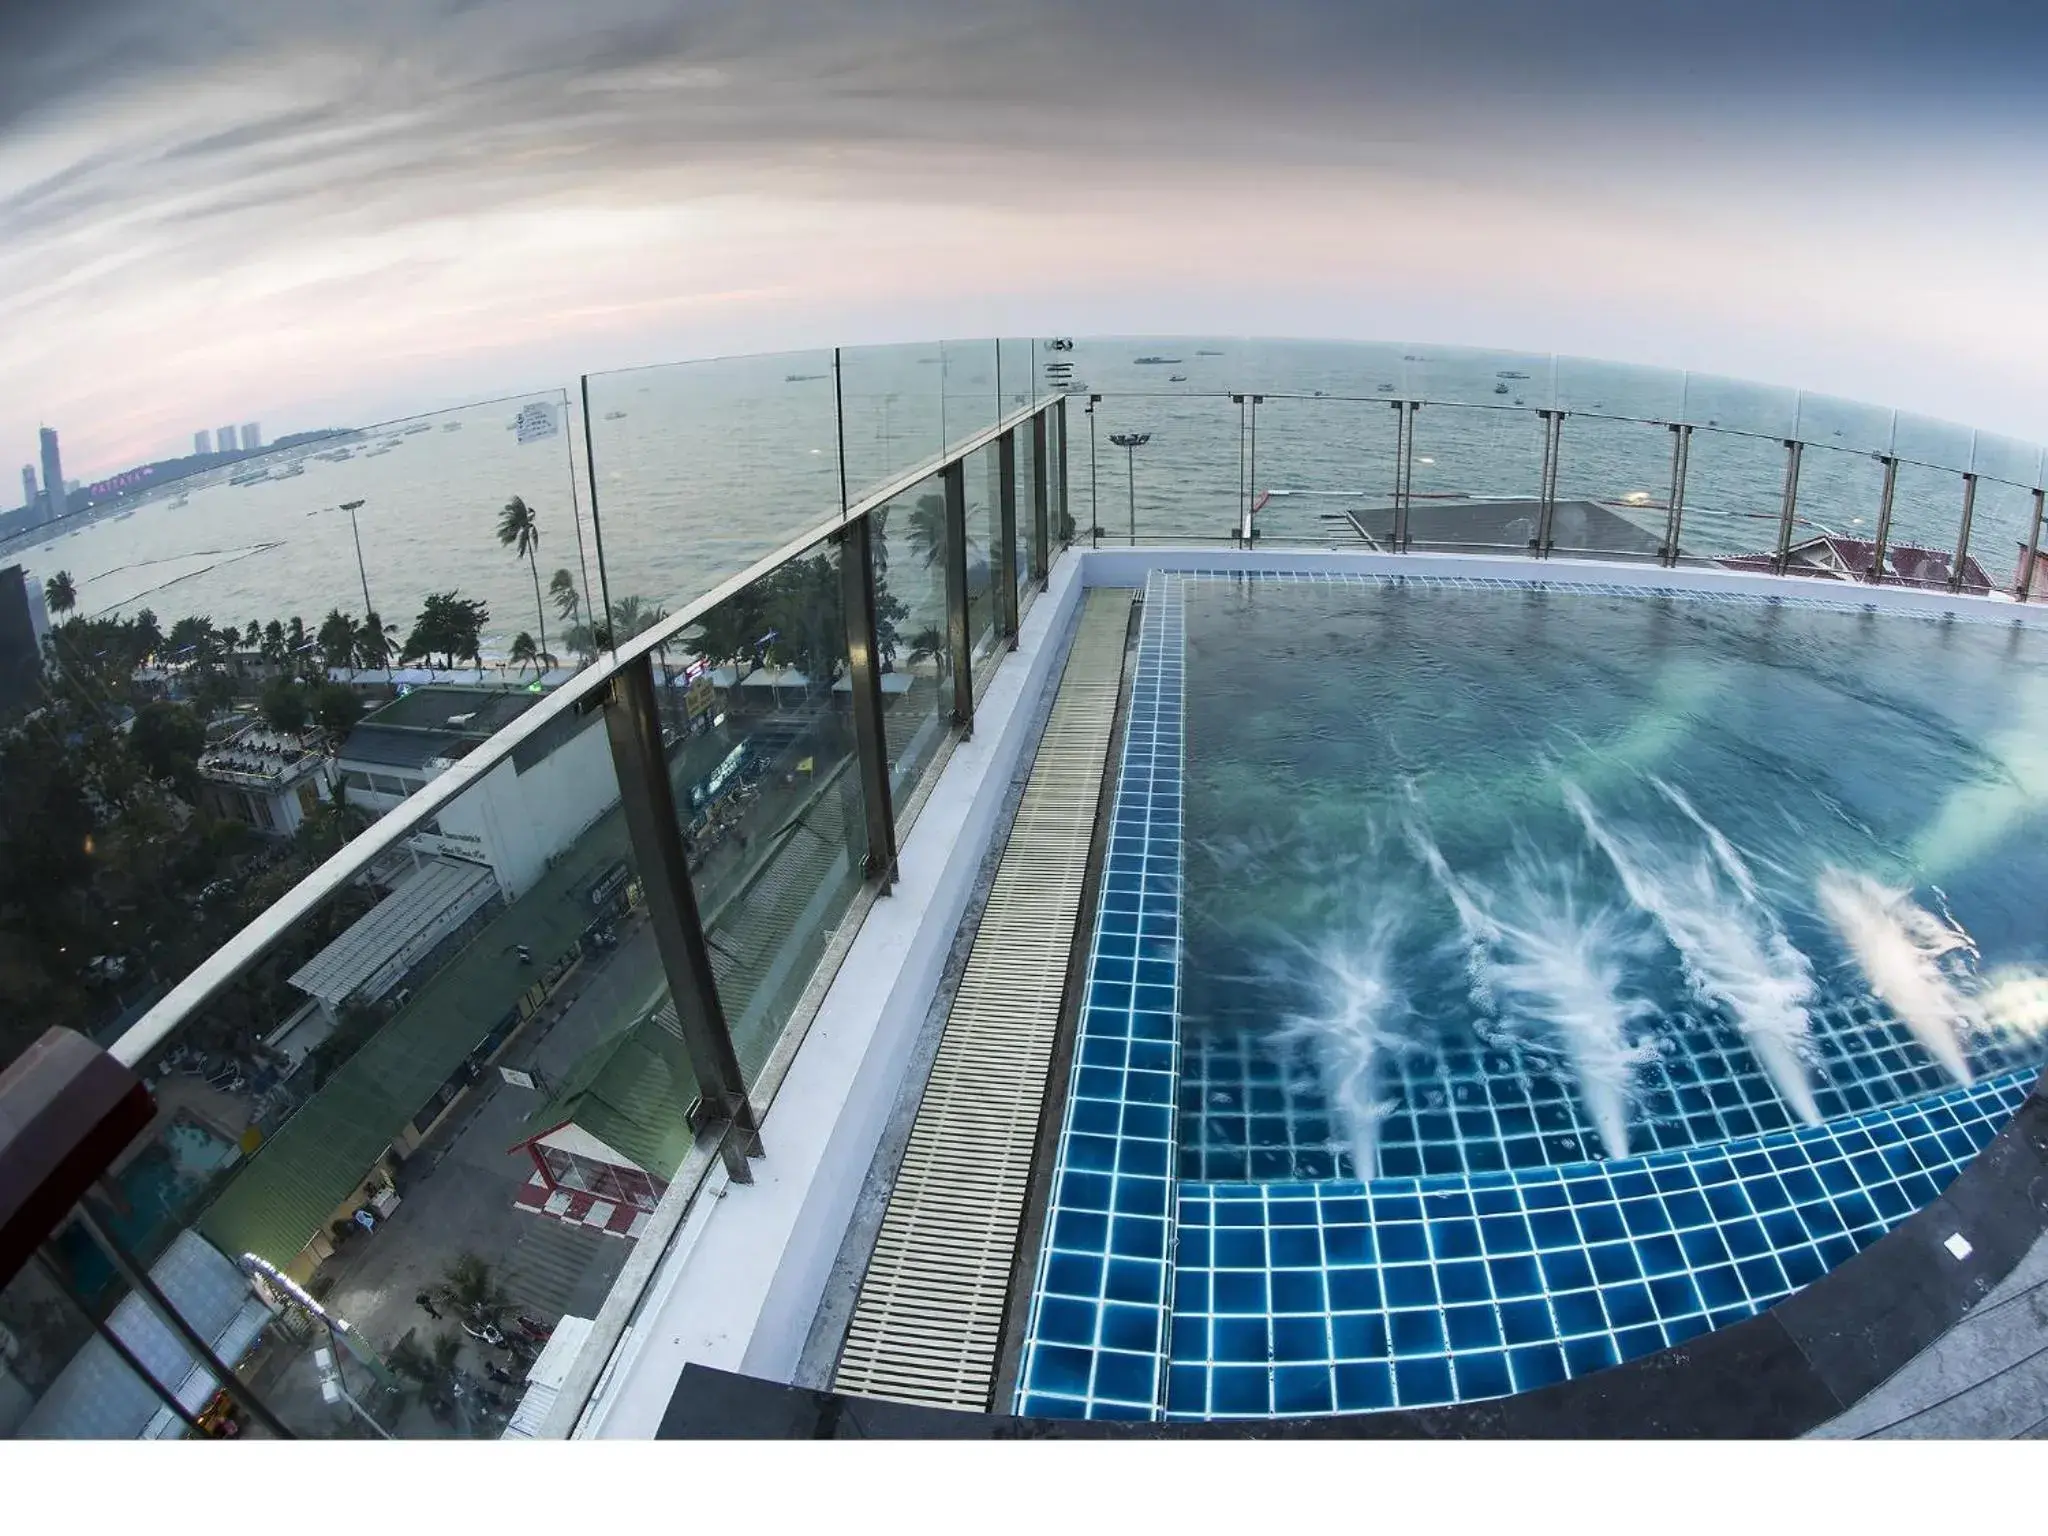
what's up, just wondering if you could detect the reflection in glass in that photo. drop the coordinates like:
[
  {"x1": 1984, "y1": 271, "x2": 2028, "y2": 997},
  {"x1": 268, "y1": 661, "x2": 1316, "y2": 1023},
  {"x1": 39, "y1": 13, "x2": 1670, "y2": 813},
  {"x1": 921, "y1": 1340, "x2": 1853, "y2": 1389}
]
[
  {"x1": 963, "y1": 443, "x2": 1002, "y2": 697},
  {"x1": 676, "y1": 535, "x2": 869, "y2": 1085},
  {"x1": 871, "y1": 482, "x2": 955, "y2": 826}
]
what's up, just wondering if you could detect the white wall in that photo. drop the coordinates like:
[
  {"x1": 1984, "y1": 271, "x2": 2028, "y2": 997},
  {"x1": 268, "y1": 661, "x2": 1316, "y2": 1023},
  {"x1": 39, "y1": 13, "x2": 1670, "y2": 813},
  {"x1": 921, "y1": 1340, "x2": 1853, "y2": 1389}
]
[{"x1": 432, "y1": 714, "x2": 617, "y2": 899}]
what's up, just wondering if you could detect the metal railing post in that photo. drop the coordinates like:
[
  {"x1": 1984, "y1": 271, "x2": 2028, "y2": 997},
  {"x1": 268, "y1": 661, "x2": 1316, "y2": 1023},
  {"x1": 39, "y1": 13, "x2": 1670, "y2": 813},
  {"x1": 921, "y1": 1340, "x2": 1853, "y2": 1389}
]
[
  {"x1": 1775, "y1": 439, "x2": 1803, "y2": 574},
  {"x1": 2018, "y1": 487, "x2": 2046, "y2": 602},
  {"x1": 1535, "y1": 410, "x2": 1561, "y2": 557},
  {"x1": 1949, "y1": 472, "x2": 1978, "y2": 594},
  {"x1": 837, "y1": 512, "x2": 898, "y2": 888},
  {"x1": 1663, "y1": 423, "x2": 1691, "y2": 566},
  {"x1": 1867, "y1": 454, "x2": 1899, "y2": 583},
  {"x1": 1055, "y1": 396, "x2": 1071, "y2": 549},
  {"x1": 1030, "y1": 410, "x2": 1050, "y2": 586},
  {"x1": 1248, "y1": 395, "x2": 1260, "y2": 546},
  {"x1": 1393, "y1": 401, "x2": 1415, "y2": 552},
  {"x1": 997, "y1": 427, "x2": 1020, "y2": 644},
  {"x1": 599, "y1": 653, "x2": 760, "y2": 1182},
  {"x1": 942, "y1": 458, "x2": 975, "y2": 728},
  {"x1": 1088, "y1": 395, "x2": 1101, "y2": 548}
]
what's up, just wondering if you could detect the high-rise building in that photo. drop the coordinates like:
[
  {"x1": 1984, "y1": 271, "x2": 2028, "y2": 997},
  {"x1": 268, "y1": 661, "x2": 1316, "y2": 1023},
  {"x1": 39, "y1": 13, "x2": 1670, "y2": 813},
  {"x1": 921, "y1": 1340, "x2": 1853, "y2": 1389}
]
[
  {"x1": 241, "y1": 422, "x2": 260, "y2": 451},
  {"x1": 217, "y1": 424, "x2": 239, "y2": 453},
  {"x1": 18, "y1": 465, "x2": 33, "y2": 512},
  {"x1": 0, "y1": 563, "x2": 49, "y2": 716},
  {"x1": 194, "y1": 429, "x2": 213, "y2": 456},
  {"x1": 38, "y1": 427, "x2": 63, "y2": 524}
]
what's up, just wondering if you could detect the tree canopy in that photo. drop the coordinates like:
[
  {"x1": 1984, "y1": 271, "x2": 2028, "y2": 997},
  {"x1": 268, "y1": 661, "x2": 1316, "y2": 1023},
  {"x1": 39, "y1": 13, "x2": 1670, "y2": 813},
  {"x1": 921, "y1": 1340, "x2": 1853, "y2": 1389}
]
[{"x1": 398, "y1": 591, "x2": 489, "y2": 671}]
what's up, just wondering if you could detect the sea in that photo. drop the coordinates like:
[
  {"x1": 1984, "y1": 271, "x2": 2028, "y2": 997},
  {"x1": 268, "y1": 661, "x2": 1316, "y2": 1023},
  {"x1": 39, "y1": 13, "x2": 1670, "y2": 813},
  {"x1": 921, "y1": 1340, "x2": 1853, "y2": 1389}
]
[{"x1": 11, "y1": 337, "x2": 2045, "y2": 661}]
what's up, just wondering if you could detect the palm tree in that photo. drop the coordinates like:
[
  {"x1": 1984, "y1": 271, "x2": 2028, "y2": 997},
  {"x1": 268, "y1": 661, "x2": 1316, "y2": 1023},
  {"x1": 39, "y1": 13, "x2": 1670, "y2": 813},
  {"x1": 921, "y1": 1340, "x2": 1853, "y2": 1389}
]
[
  {"x1": 549, "y1": 567, "x2": 580, "y2": 625},
  {"x1": 435, "y1": 1252, "x2": 513, "y2": 1332},
  {"x1": 355, "y1": 611, "x2": 397, "y2": 672},
  {"x1": 497, "y1": 496, "x2": 548, "y2": 668},
  {"x1": 608, "y1": 595, "x2": 668, "y2": 644},
  {"x1": 44, "y1": 570, "x2": 75, "y2": 615},
  {"x1": 509, "y1": 631, "x2": 539, "y2": 677},
  {"x1": 388, "y1": 1327, "x2": 466, "y2": 1425}
]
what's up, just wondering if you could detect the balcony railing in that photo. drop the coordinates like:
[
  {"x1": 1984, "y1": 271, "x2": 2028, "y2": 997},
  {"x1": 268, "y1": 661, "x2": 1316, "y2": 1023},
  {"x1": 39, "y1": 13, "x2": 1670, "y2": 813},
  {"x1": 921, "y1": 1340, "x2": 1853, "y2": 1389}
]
[{"x1": 6, "y1": 335, "x2": 2046, "y2": 1440}]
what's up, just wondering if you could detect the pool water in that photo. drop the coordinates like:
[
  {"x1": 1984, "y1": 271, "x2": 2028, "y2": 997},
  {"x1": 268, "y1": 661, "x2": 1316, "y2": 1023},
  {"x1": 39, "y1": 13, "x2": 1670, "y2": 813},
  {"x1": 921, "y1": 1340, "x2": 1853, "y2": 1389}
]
[
  {"x1": 1180, "y1": 577, "x2": 2048, "y2": 1182},
  {"x1": 52, "y1": 1116, "x2": 242, "y2": 1302},
  {"x1": 1018, "y1": 570, "x2": 2048, "y2": 1422}
]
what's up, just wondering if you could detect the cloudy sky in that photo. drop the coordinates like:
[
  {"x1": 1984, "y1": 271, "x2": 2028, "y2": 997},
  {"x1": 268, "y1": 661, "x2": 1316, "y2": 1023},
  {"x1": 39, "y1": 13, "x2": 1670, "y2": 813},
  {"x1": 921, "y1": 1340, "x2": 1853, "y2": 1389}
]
[{"x1": 3, "y1": 0, "x2": 2047, "y2": 478}]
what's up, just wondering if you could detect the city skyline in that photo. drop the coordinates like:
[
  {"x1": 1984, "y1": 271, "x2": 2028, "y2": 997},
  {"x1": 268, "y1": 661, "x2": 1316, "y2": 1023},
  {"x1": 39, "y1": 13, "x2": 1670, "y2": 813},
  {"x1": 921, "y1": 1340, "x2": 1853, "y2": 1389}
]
[{"x1": 3, "y1": 2, "x2": 2048, "y2": 481}]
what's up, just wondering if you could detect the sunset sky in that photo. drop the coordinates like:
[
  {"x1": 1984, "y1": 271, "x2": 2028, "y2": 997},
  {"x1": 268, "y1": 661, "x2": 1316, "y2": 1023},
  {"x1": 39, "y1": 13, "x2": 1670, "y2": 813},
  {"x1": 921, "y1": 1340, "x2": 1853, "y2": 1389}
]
[{"x1": 3, "y1": 0, "x2": 2046, "y2": 480}]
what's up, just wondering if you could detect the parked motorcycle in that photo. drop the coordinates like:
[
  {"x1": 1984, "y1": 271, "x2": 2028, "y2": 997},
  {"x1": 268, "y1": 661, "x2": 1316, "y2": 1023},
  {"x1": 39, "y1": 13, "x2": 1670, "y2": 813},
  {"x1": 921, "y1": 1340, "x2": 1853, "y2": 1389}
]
[
  {"x1": 461, "y1": 1319, "x2": 506, "y2": 1347},
  {"x1": 514, "y1": 1314, "x2": 553, "y2": 1343}
]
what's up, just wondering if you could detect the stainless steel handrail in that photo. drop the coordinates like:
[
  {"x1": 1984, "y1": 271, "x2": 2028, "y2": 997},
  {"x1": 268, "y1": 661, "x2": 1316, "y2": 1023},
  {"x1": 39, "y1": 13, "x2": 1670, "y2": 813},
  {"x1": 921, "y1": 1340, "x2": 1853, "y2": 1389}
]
[
  {"x1": 1068, "y1": 388, "x2": 2048, "y2": 491},
  {"x1": 109, "y1": 390, "x2": 1057, "y2": 1068}
]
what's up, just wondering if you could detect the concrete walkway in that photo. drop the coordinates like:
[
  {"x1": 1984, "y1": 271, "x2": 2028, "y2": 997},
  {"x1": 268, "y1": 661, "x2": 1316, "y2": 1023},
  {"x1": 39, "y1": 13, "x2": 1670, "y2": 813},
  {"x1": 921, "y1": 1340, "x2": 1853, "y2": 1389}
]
[{"x1": 1810, "y1": 1228, "x2": 2048, "y2": 1439}]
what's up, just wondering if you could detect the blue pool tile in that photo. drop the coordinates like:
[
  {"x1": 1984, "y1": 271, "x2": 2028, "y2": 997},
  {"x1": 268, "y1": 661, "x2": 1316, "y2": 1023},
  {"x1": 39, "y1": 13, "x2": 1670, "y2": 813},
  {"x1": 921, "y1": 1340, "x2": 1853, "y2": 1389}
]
[
  {"x1": 1378, "y1": 1221, "x2": 1430, "y2": 1264},
  {"x1": 1028, "y1": 1345, "x2": 1095, "y2": 1398},
  {"x1": 1210, "y1": 1365, "x2": 1270, "y2": 1417},
  {"x1": 1694, "y1": 1265, "x2": 1744, "y2": 1310},
  {"x1": 1101, "y1": 1302, "x2": 1163, "y2": 1355},
  {"x1": 1588, "y1": 1242, "x2": 1642, "y2": 1284},
  {"x1": 1165, "y1": 1365, "x2": 1208, "y2": 1416},
  {"x1": 1497, "y1": 1298, "x2": 1554, "y2": 1346},
  {"x1": 1213, "y1": 1316, "x2": 1269, "y2": 1363},
  {"x1": 1444, "y1": 1303, "x2": 1503, "y2": 1351},
  {"x1": 1333, "y1": 1362, "x2": 1395, "y2": 1412},
  {"x1": 1271, "y1": 1269, "x2": 1327, "y2": 1315},
  {"x1": 1110, "y1": 1215, "x2": 1167, "y2": 1259},
  {"x1": 1394, "y1": 1356, "x2": 1455, "y2": 1407},
  {"x1": 1390, "y1": 1309, "x2": 1447, "y2": 1357},
  {"x1": 1269, "y1": 1226, "x2": 1320, "y2": 1268},
  {"x1": 1383, "y1": 1265, "x2": 1440, "y2": 1310},
  {"x1": 1550, "y1": 1289, "x2": 1607, "y2": 1337},
  {"x1": 1486, "y1": 1255, "x2": 1544, "y2": 1298},
  {"x1": 1092, "y1": 1349, "x2": 1158, "y2": 1406},
  {"x1": 1602, "y1": 1283, "x2": 1655, "y2": 1329},
  {"x1": 1509, "y1": 1343, "x2": 1567, "y2": 1392},
  {"x1": 1480, "y1": 1215, "x2": 1535, "y2": 1254},
  {"x1": 1331, "y1": 1311, "x2": 1389, "y2": 1361},
  {"x1": 1037, "y1": 1297, "x2": 1099, "y2": 1347},
  {"x1": 1562, "y1": 1334, "x2": 1620, "y2": 1377},
  {"x1": 1451, "y1": 1351, "x2": 1513, "y2": 1401},
  {"x1": 1436, "y1": 1260, "x2": 1492, "y2": 1305},
  {"x1": 1212, "y1": 1270, "x2": 1268, "y2": 1314},
  {"x1": 1273, "y1": 1365, "x2": 1334, "y2": 1415},
  {"x1": 1105, "y1": 1258, "x2": 1164, "y2": 1305},
  {"x1": 1615, "y1": 1324, "x2": 1667, "y2": 1363},
  {"x1": 1043, "y1": 1251, "x2": 1102, "y2": 1298},
  {"x1": 1539, "y1": 1248, "x2": 1595, "y2": 1293},
  {"x1": 1322, "y1": 1225, "x2": 1374, "y2": 1266},
  {"x1": 1213, "y1": 1228, "x2": 1263, "y2": 1269},
  {"x1": 1326, "y1": 1268, "x2": 1382, "y2": 1312}
]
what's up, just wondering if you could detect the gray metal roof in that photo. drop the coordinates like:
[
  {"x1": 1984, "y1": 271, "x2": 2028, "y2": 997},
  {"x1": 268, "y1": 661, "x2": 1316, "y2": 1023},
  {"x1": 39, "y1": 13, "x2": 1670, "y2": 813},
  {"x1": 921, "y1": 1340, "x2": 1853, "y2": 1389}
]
[
  {"x1": 334, "y1": 724, "x2": 469, "y2": 772},
  {"x1": 288, "y1": 856, "x2": 498, "y2": 1006}
]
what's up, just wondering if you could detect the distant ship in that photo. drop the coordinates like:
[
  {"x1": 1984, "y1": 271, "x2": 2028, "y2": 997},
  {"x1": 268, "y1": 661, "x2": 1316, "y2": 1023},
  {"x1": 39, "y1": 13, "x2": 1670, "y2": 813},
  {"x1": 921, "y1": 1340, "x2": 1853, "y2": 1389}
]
[
  {"x1": 274, "y1": 462, "x2": 306, "y2": 477},
  {"x1": 1494, "y1": 383, "x2": 1510, "y2": 394},
  {"x1": 1496, "y1": 370, "x2": 1530, "y2": 380},
  {"x1": 441, "y1": 422, "x2": 462, "y2": 432},
  {"x1": 605, "y1": 410, "x2": 628, "y2": 421},
  {"x1": 229, "y1": 468, "x2": 268, "y2": 486},
  {"x1": 1043, "y1": 338, "x2": 1074, "y2": 351},
  {"x1": 169, "y1": 495, "x2": 189, "y2": 509},
  {"x1": 785, "y1": 373, "x2": 827, "y2": 383},
  {"x1": 1168, "y1": 374, "x2": 1188, "y2": 382},
  {"x1": 1196, "y1": 349, "x2": 1224, "y2": 356},
  {"x1": 1133, "y1": 356, "x2": 1181, "y2": 365},
  {"x1": 403, "y1": 422, "x2": 434, "y2": 435},
  {"x1": 1376, "y1": 383, "x2": 1396, "y2": 392}
]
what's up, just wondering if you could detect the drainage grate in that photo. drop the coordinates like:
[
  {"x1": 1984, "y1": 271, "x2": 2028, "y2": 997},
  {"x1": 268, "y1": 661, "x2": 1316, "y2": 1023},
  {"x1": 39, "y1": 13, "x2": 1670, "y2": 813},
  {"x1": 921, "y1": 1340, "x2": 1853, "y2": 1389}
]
[{"x1": 832, "y1": 588, "x2": 1135, "y2": 1410}]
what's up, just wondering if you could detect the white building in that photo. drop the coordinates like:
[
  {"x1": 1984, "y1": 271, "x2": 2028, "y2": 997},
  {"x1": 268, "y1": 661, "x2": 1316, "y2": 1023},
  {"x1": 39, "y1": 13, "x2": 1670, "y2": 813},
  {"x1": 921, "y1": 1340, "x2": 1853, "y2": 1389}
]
[
  {"x1": 241, "y1": 422, "x2": 260, "y2": 450},
  {"x1": 193, "y1": 429, "x2": 213, "y2": 456},
  {"x1": 216, "y1": 424, "x2": 238, "y2": 453},
  {"x1": 195, "y1": 723, "x2": 334, "y2": 836}
]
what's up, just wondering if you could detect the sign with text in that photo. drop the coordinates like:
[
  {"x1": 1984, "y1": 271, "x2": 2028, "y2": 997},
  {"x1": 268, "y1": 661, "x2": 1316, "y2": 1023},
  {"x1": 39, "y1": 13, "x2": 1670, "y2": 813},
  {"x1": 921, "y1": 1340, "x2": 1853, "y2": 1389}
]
[{"x1": 514, "y1": 401, "x2": 559, "y2": 444}]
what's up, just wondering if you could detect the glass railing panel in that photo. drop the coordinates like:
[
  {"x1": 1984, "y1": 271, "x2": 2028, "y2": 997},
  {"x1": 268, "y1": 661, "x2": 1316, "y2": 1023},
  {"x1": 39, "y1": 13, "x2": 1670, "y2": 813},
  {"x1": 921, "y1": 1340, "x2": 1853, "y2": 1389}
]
[
  {"x1": 0, "y1": 1256, "x2": 206, "y2": 1439},
  {"x1": 1402, "y1": 402, "x2": 1549, "y2": 552},
  {"x1": 1013, "y1": 424, "x2": 1037, "y2": 624},
  {"x1": 1552, "y1": 356, "x2": 1685, "y2": 422},
  {"x1": 941, "y1": 339, "x2": 1001, "y2": 459},
  {"x1": 1892, "y1": 412, "x2": 1976, "y2": 475},
  {"x1": 1672, "y1": 428, "x2": 1796, "y2": 563},
  {"x1": 835, "y1": 342, "x2": 948, "y2": 509},
  {"x1": 1882, "y1": 462, "x2": 1974, "y2": 588},
  {"x1": 581, "y1": 350, "x2": 839, "y2": 618},
  {"x1": 1779, "y1": 443, "x2": 1892, "y2": 582},
  {"x1": 999, "y1": 337, "x2": 1037, "y2": 414},
  {"x1": 1546, "y1": 414, "x2": 1678, "y2": 561},
  {"x1": 1250, "y1": 396, "x2": 1402, "y2": 548},
  {"x1": 17, "y1": 391, "x2": 595, "y2": 716},
  {"x1": 868, "y1": 480, "x2": 955, "y2": 829},
  {"x1": 1966, "y1": 433, "x2": 2047, "y2": 594},
  {"x1": 964, "y1": 442, "x2": 1004, "y2": 697},
  {"x1": 1044, "y1": 402, "x2": 1072, "y2": 550},
  {"x1": 675, "y1": 533, "x2": 868, "y2": 1087},
  {"x1": 103, "y1": 686, "x2": 693, "y2": 1439},
  {"x1": 1083, "y1": 392, "x2": 1240, "y2": 545},
  {"x1": 1399, "y1": 344, "x2": 1555, "y2": 410},
  {"x1": 1677, "y1": 369, "x2": 1800, "y2": 438},
  {"x1": 1793, "y1": 390, "x2": 1896, "y2": 457}
]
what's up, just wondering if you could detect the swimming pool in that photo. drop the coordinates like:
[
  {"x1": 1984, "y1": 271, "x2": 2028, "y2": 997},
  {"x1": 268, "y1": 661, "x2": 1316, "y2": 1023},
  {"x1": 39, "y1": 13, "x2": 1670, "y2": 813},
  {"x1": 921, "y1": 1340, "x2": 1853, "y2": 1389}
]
[{"x1": 1017, "y1": 570, "x2": 2048, "y2": 1421}]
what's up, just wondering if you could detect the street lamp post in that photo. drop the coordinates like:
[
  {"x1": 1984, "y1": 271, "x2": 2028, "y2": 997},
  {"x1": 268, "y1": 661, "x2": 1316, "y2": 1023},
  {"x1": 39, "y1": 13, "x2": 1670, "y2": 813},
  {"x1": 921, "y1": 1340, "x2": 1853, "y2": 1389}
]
[
  {"x1": 1110, "y1": 432, "x2": 1150, "y2": 547},
  {"x1": 336, "y1": 500, "x2": 376, "y2": 628}
]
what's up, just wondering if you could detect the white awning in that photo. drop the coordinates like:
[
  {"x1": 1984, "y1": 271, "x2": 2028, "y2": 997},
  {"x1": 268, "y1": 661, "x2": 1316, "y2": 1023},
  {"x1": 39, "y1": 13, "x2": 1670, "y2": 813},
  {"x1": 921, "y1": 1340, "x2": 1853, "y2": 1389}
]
[
  {"x1": 288, "y1": 856, "x2": 498, "y2": 1007},
  {"x1": 500, "y1": 1315, "x2": 598, "y2": 1439}
]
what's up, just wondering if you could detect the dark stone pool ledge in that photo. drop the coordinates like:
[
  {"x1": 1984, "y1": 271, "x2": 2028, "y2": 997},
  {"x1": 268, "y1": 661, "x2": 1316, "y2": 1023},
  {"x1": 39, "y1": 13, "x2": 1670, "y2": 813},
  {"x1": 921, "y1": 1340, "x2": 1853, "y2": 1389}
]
[{"x1": 661, "y1": 1067, "x2": 2048, "y2": 1437}]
